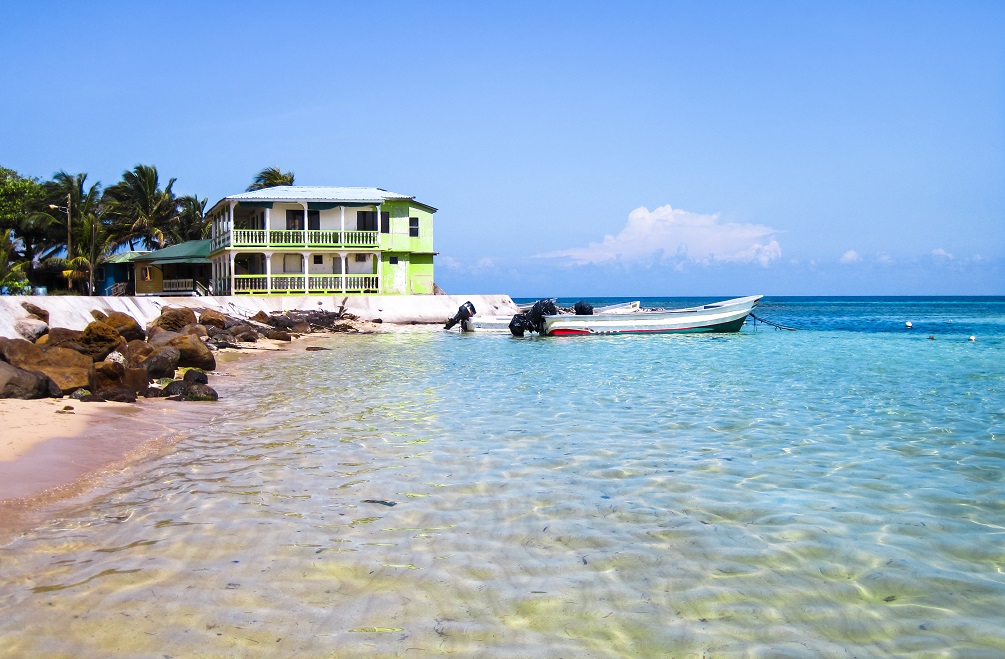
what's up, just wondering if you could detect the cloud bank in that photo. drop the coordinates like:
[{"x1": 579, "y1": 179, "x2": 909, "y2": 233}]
[{"x1": 537, "y1": 204, "x2": 781, "y2": 267}]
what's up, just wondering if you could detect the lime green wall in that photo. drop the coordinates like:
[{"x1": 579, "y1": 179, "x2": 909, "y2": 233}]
[{"x1": 409, "y1": 254, "x2": 435, "y2": 294}]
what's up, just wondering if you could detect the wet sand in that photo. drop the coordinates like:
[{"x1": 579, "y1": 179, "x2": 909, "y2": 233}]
[{"x1": 0, "y1": 334, "x2": 337, "y2": 544}]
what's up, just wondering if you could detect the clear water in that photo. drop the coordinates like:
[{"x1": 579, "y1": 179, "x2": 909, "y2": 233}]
[{"x1": 1, "y1": 297, "x2": 1003, "y2": 657}]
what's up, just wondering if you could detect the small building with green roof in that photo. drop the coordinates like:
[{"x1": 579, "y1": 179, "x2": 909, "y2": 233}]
[{"x1": 125, "y1": 239, "x2": 212, "y2": 296}]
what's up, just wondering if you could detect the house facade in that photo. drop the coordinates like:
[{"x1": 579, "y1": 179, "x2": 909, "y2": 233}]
[
  {"x1": 127, "y1": 240, "x2": 212, "y2": 296},
  {"x1": 206, "y1": 186, "x2": 436, "y2": 296}
]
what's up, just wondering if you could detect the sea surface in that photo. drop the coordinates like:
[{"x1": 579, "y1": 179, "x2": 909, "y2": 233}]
[{"x1": 1, "y1": 296, "x2": 1003, "y2": 657}]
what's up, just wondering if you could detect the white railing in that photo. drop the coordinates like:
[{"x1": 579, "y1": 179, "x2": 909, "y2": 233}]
[
  {"x1": 218, "y1": 229, "x2": 379, "y2": 248},
  {"x1": 231, "y1": 274, "x2": 379, "y2": 294},
  {"x1": 105, "y1": 281, "x2": 128, "y2": 296},
  {"x1": 163, "y1": 278, "x2": 194, "y2": 292}
]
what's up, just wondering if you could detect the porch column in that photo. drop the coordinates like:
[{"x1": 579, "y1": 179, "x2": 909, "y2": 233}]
[
  {"x1": 265, "y1": 252, "x2": 272, "y2": 295},
  {"x1": 264, "y1": 207, "x2": 271, "y2": 237},
  {"x1": 340, "y1": 206, "x2": 345, "y2": 242},
  {"x1": 229, "y1": 253, "x2": 236, "y2": 296},
  {"x1": 302, "y1": 202, "x2": 310, "y2": 246},
  {"x1": 339, "y1": 252, "x2": 347, "y2": 294},
  {"x1": 375, "y1": 252, "x2": 382, "y2": 294},
  {"x1": 228, "y1": 201, "x2": 236, "y2": 237},
  {"x1": 303, "y1": 252, "x2": 310, "y2": 294}
]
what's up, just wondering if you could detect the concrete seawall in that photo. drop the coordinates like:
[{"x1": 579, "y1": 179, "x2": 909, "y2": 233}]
[{"x1": 0, "y1": 294, "x2": 519, "y2": 338}]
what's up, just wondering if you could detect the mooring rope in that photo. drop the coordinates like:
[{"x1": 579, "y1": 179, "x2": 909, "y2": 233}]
[{"x1": 748, "y1": 313, "x2": 798, "y2": 331}]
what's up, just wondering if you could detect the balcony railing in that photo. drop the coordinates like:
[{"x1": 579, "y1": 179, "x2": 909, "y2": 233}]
[
  {"x1": 232, "y1": 274, "x2": 380, "y2": 295},
  {"x1": 213, "y1": 229, "x2": 380, "y2": 250},
  {"x1": 163, "y1": 278, "x2": 194, "y2": 292}
]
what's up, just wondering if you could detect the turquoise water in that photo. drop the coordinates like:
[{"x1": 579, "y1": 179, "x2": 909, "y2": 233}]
[{"x1": 1, "y1": 297, "x2": 1003, "y2": 657}]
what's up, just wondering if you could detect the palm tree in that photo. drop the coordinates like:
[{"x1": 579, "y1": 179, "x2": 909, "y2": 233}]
[
  {"x1": 103, "y1": 164, "x2": 179, "y2": 250},
  {"x1": 41, "y1": 171, "x2": 103, "y2": 291},
  {"x1": 65, "y1": 211, "x2": 117, "y2": 296},
  {"x1": 168, "y1": 194, "x2": 210, "y2": 244},
  {"x1": 247, "y1": 166, "x2": 294, "y2": 191}
]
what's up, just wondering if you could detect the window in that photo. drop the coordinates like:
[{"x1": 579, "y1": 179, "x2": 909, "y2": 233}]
[
  {"x1": 141, "y1": 266, "x2": 152, "y2": 281},
  {"x1": 286, "y1": 209, "x2": 304, "y2": 230},
  {"x1": 283, "y1": 254, "x2": 302, "y2": 273},
  {"x1": 313, "y1": 255, "x2": 323, "y2": 265},
  {"x1": 389, "y1": 256, "x2": 398, "y2": 265},
  {"x1": 354, "y1": 254, "x2": 368, "y2": 263},
  {"x1": 380, "y1": 211, "x2": 390, "y2": 234},
  {"x1": 356, "y1": 210, "x2": 377, "y2": 232},
  {"x1": 409, "y1": 217, "x2": 419, "y2": 238},
  {"x1": 308, "y1": 210, "x2": 320, "y2": 231}
]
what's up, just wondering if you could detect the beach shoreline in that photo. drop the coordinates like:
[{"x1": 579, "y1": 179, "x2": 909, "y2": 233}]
[{"x1": 0, "y1": 329, "x2": 363, "y2": 545}]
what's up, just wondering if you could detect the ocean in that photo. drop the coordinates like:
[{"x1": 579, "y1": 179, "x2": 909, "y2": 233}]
[{"x1": 1, "y1": 296, "x2": 1003, "y2": 657}]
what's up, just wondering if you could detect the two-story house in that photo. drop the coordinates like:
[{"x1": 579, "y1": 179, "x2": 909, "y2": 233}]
[{"x1": 207, "y1": 186, "x2": 436, "y2": 296}]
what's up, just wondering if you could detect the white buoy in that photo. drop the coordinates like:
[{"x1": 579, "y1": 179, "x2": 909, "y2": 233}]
[
  {"x1": 905, "y1": 321, "x2": 912, "y2": 328},
  {"x1": 969, "y1": 335, "x2": 976, "y2": 342}
]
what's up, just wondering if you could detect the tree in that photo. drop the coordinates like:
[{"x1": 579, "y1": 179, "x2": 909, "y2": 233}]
[
  {"x1": 247, "y1": 166, "x2": 294, "y2": 191},
  {"x1": 0, "y1": 228, "x2": 31, "y2": 294},
  {"x1": 0, "y1": 167, "x2": 44, "y2": 233},
  {"x1": 103, "y1": 164, "x2": 178, "y2": 250},
  {"x1": 168, "y1": 194, "x2": 210, "y2": 244},
  {"x1": 41, "y1": 171, "x2": 103, "y2": 291}
]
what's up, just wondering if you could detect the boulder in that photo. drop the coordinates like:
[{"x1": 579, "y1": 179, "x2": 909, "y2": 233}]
[
  {"x1": 89, "y1": 361, "x2": 138, "y2": 403},
  {"x1": 148, "y1": 328, "x2": 182, "y2": 348},
  {"x1": 181, "y1": 323, "x2": 209, "y2": 338},
  {"x1": 0, "y1": 361, "x2": 53, "y2": 399},
  {"x1": 124, "y1": 340, "x2": 153, "y2": 368},
  {"x1": 166, "y1": 334, "x2": 216, "y2": 370},
  {"x1": 103, "y1": 311, "x2": 146, "y2": 342},
  {"x1": 90, "y1": 309, "x2": 108, "y2": 321},
  {"x1": 290, "y1": 321, "x2": 311, "y2": 334},
  {"x1": 149, "y1": 306, "x2": 197, "y2": 332},
  {"x1": 137, "y1": 346, "x2": 180, "y2": 379},
  {"x1": 184, "y1": 383, "x2": 219, "y2": 401},
  {"x1": 20, "y1": 301, "x2": 49, "y2": 324},
  {"x1": 0, "y1": 338, "x2": 94, "y2": 395},
  {"x1": 198, "y1": 309, "x2": 227, "y2": 330},
  {"x1": 39, "y1": 327, "x2": 85, "y2": 352},
  {"x1": 182, "y1": 369, "x2": 209, "y2": 385},
  {"x1": 162, "y1": 380, "x2": 187, "y2": 396},
  {"x1": 123, "y1": 367, "x2": 150, "y2": 397},
  {"x1": 250, "y1": 311, "x2": 270, "y2": 324},
  {"x1": 15, "y1": 317, "x2": 48, "y2": 342},
  {"x1": 265, "y1": 329, "x2": 292, "y2": 342},
  {"x1": 79, "y1": 321, "x2": 122, "y2": 362}
]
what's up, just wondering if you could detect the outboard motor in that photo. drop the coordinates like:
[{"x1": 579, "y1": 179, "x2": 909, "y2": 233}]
[
  {"x1": 573, "y1": 301, "x2": 594, "y2": 315},
  {"x1": 509, "y1": 299, "x2": 560, "y2": 336},
  {"x1": 508, "y1": 313, "x2": 534, "y2": 337},
  {"x1": 444, "y1": 301, "x2": 477, "y2": 331}
]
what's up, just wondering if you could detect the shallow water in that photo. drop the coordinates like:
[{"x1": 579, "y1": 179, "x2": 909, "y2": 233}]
[{"x1": 1, "y1": 297, "x2": 1003, "y2": 657}]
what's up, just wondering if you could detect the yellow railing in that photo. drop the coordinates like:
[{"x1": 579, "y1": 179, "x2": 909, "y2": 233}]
[{"x1": 232, "y1": 274, "x2": 379, "y2": 294}]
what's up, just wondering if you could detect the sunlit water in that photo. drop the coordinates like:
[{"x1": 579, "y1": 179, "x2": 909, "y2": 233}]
[{"x1": 1, "y1": 297, "x2": 1003, "y2": 657}]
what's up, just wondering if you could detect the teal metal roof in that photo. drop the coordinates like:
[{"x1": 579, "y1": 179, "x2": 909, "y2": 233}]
[
  {"x1": 104, "y1": 250, "x2": 149, "y2": 264},
  {"x1": 131, "y1": 239, "x2": 212, "y2": 263}
]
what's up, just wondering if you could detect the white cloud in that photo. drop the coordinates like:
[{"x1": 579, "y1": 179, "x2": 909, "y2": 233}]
[
  {"x1": 475, "y1": 257, "x2": 497, "y2": 269},
  {"x1": 876, "y1": 253, "x2": 895, "y2": 265},
  {"x1": 931, "y1": 248, "x2": 955, "y2": 261},
  {"x1": 439, "y1": 255, "x2": 461, "y2": 270},
  {"x1": 537, "y1": 204, "x2": 781, "y2": 267},
  {"x1": 840, "y1": 250, "x2": 861, "y2": 264}
]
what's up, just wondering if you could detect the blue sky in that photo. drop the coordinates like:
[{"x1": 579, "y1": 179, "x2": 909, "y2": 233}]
[{"x1": 2, "y1": 1, "x2": 1002, "y2": 296}]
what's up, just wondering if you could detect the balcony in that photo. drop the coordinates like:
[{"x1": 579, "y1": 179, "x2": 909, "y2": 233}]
[
  {"x1": 232, "y1": 274, "x2": 380, "y2": 295},
  {"x1": 211, "y1": 229, "x2": 379, "y2": 251}
]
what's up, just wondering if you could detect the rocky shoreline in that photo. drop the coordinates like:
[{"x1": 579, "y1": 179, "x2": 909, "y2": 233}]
[{"x1": 0, "y1": 300, "x2": 375, "y2": 404}]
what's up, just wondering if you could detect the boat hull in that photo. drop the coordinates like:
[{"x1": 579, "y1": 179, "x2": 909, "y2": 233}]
[{"x1": 542, "y1": 295, "x2": 761, "y2": 337}]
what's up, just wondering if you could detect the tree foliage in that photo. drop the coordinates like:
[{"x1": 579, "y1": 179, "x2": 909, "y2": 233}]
[
  {"x1": 247, "y1": 166, "x2": 294, "y2": 191},
  {"x1": 103, "y1": 164, "x2": 179, "y2": 250}
]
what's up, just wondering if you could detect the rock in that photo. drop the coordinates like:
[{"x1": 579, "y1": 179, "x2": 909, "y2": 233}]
[
  {"x1": 181, "y1": 323, "x2": 209, "y2": 339},
  {"x1": 0, "y1": 338, "x2": 93, "y2": 395},
  {"x1": 103, "y1": 311, "x2": 146, "y2": 342},
  {"x1": 165, "y1": 334, "x2": 216, "y2": 370},
  {"x1": 90, "y1": 309, "x2": 108, "y2": 321},
  {"x1": 138, "y1": 346, "x2": 181, "y2": 379},
  {"x1": 305, "y1": 346, "x2": 331, "y2": 351},
  {"x1": 148, "y1": 328, "x2": 182, "y2": 347},
  {"x1": 250, "y1": 311, "x2": 270, "y2": 324},
  {"x1": 149, "y1": 306, "x2": 197, "y2": 332},
  {"x1": 265, "y1": 329, "x2": 292, "y2": 342},
  {"x1": 198, "y1": 309, "x2": 227, "y2": 330},
  {"x1": 162, "y1": 380, "x2": 187, "y2": 396},
  {"x1": 0, "y1": 361, "x2": 53, "y2": 399},
  {"x1": 91, "y1": 360, "x2": 126, "y2": 397},
  {"x1": 15, "y1": 317, "x2": 48, "y2": 342},
  {"x1": 184, "y1": 383, "x2": 219, "y2": 401},
  {"x1": 79, "y1": 321, "x2": 122, "y2": 362},
  {"x1": 123, "y1": 367, "x2": 150, "y2": 397},
  {"x1": 124, "y1": 340, "x2": 153, "y2": 368},
  {"x1": 105, "y1": 350, "x2": 127, "y2": 365},
  {"x1": 20, "y1": 301, "x2": 49, "y2": 324},
  {"x1": 182, "y1": 369, "x2": 209, "y2": 385},
  {"x1": 144, "y1": 386, "x2": 169, "y2": 398},
  {"x1": 290, "y1": 321, "x2": 311, "y2": 334},
  {"x1": 40, "y1": 327, "x2": 85, "y2": 352}
]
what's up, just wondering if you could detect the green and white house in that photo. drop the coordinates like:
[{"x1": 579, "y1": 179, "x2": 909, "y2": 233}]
[{"x1": 207, "y1": 186, "x2": 437, "y2": 296}]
